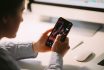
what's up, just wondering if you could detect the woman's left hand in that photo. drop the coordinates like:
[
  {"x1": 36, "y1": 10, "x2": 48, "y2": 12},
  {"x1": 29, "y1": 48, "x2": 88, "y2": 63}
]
[{"x1": 32, "y1": 28, "x2": 52, "y2": 52}]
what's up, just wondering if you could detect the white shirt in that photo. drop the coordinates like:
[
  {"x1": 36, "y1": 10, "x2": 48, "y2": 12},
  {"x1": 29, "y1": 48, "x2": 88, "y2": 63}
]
[{"x1": 0, "y1": 41, "x2": 63, "y2": 70}]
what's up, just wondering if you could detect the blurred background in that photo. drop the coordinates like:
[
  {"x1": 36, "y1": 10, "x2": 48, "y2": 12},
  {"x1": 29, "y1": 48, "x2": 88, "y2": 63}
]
[{"x1": 1, "y1": 0, "x2": 104, "y2": 70}]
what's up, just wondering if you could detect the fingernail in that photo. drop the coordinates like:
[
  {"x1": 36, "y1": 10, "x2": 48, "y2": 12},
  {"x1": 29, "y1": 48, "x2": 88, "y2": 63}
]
[{"x1": 57, "y1": 34, "x2": 61, "y2": 36}]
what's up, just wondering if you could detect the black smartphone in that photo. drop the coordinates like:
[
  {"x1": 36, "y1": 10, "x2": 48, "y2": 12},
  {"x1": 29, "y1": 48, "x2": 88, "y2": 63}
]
[{"x1": 45, "y1": 17, "x2": 73, "y2": 47}]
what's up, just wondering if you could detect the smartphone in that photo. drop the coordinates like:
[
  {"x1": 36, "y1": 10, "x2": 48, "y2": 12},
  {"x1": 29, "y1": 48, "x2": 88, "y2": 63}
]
[{"x1": 45, "y1": 17, "x2": 73, "y2": 47}]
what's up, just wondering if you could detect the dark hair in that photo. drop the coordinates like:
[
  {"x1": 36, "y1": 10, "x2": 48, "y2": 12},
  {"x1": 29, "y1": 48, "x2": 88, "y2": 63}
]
[{"x1": 0, "y1": 0, "x2": 24, "y2": 18}]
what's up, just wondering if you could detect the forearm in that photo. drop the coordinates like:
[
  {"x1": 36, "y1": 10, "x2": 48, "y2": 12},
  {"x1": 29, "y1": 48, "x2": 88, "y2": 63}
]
[
  {"x1": 0, "y1": 41, "x2": 38, "y2": 60},
  {"x1": 45, "y1": 52, "x2": 63, "y2": 70}
]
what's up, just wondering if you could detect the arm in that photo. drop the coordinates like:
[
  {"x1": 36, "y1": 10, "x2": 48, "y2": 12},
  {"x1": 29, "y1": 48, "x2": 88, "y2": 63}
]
[
  {"x1": 0, "y1": 29, "x2": 52, "y2": 60},
  {"x1": 45, "y1": 35, "x2": 70, "y2": 70},
  {"x1": 32, "y1": 29, "x2": 69, "y2": 70},
  {"x1": 0, "y1": 41, "x2": 38, "y2": 60}
]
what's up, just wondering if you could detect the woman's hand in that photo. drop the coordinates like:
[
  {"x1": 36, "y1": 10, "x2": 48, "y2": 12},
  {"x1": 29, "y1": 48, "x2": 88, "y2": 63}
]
[
  {"x1": 32, "y1": 28, "x2": 52, "y2": 52},
  {"x1": 51, "y1": 35, "x2": 70, "y2": 57}
]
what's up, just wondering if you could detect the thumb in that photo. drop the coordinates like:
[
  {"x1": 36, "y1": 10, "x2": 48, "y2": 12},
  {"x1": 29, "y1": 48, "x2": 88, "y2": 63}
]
[
  {"x1": 42, "y1": 28, "x2": 53, "y2": 38},
  {"x1": 54, "y1": 34, "x2": 62, "y2": 43}
]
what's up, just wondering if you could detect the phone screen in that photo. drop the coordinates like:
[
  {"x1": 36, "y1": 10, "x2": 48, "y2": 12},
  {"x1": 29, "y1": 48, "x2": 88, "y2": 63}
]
[{"x1": 46, "y1": 17, "x2": 73, "y2": 47}]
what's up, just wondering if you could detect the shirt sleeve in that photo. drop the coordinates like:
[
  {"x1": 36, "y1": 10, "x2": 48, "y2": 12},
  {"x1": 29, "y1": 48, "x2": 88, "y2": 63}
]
[
  {"x1": 0, "y1": 41, "x2": 38, "y2": 60},
  {"x1": 45, "y1": 52, "x2": 63, "y2": 70}
]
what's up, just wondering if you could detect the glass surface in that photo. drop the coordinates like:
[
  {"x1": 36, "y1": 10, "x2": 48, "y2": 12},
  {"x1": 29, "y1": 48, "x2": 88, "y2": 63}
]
[{"x1": 35, "y1": 0, "x2": 104, "y2": 9}]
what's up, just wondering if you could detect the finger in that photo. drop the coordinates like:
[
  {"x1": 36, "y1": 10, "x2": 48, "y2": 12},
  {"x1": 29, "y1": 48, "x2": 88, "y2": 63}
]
[
  {"x1": 54, "y1": 34, "x2": 62, "y2": 43},
  {"x1": 64, "y1": 37, "x2": 69, "y2": 43},
  {"x1": 43, "y1": 28, "x2": 53, "y2": 36},
  {"x1": 64, "y1": 37, "x2": 70, "y2": 49}
]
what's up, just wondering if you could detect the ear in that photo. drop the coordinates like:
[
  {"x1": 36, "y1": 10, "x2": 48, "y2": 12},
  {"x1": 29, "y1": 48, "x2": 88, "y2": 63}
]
[
  {"x1": 2, "y1": 17, "x2": 7, "y2": 24},
  {"x1": 2, "y1": 16, "x2": 10, "y2": 24}
]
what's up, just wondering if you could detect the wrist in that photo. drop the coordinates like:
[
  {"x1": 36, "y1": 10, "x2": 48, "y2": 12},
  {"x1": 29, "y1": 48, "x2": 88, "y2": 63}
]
[{"x1": 32, "y1": 42, "x2": 38, "y2": 52}]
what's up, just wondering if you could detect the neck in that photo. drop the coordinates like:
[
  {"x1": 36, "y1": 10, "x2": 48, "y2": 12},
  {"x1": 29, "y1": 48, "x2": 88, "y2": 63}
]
[
  {"x1": 0, "y1": 33, "x2": 3, "y2": 40},
  {"x1": 0, "y1": 22, "x2": 7, "y2": 39},
  {"x1": 0, "y1": 26, "x2": 5, "y2": 39},
  {"x1": 0, "y1": 20, "x2": 5, "y2": 39},
  {"x1": 0, "y1": 32, "x2": 3, "y2": 39}
]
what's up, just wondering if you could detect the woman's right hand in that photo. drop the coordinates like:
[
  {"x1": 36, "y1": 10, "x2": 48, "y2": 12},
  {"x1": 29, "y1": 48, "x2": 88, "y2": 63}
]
[{"x1": 51, "y1": 35, "x2": 70, "y2": 57}]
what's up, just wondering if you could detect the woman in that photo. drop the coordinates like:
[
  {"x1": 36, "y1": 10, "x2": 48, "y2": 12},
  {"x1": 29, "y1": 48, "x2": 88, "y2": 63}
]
[{"x1": 0, "y1": 0, "x2": 70, "y2": 70}]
